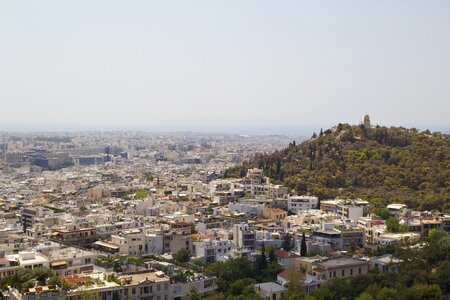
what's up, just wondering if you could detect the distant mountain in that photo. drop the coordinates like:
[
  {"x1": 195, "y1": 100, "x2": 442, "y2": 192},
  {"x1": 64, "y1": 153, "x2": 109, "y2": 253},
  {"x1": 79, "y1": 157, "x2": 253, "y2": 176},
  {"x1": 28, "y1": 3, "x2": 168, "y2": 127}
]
[{"x1": 226, "y1": 122, "x2": 450, "y2": 212}]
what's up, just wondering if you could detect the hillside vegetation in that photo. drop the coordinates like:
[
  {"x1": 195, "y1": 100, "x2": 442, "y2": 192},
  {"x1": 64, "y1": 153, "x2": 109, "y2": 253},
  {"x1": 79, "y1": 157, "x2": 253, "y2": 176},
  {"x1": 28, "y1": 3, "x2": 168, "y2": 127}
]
[{"x1": 226, "y1": 124, "x2": 450, "y2": 212}]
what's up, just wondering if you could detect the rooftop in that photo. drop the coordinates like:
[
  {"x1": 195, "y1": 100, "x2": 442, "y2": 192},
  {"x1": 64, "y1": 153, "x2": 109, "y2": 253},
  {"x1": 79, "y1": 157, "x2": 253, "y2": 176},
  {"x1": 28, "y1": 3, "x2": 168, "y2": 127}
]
[
  {"x1": 48, "y1": 247, "x2": 97, "y2": 260},
  {"x1": 121, "y1": 271, "x2": 170, "y2": 285},
  {"x1": 255, "y1": 282, "x2": 286, "y2": 293},
  {"x1": 315, "y1": 257, "x2": 367, "y2": 269}
]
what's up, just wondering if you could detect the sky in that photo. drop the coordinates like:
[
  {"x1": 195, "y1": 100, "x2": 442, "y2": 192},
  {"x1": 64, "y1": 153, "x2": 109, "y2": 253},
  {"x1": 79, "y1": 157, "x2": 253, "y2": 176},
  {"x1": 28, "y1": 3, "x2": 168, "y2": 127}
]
[{"x1": 0, "y1": 0, "x2": 449, "y2": 135}]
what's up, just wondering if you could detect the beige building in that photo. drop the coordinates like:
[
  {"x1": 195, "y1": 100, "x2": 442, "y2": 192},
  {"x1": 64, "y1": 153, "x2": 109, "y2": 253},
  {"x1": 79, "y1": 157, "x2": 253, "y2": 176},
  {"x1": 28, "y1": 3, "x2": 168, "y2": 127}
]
[
  {"x1": 311, "y1": 257, "x2": 368, "y2": 280},
  {"x1": 263, "y1": 207, "x2": 287, "y2": 221}
]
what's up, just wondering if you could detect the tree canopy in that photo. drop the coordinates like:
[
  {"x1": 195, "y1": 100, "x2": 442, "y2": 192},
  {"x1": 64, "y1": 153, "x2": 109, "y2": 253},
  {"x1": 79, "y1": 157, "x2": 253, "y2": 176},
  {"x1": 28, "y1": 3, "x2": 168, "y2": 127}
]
[{"x1": 226, "y1": 124, "x2": 449, "y2": 212}]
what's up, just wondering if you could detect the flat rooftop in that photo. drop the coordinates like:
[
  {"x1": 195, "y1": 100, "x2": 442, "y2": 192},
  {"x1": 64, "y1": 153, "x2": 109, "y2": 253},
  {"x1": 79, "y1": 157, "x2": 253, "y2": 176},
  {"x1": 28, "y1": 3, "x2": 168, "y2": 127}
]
[
  {"x1": 121, "y1": 271, "x2": 170, "y2": 285},
  {"x1": 48, "y1": 247, "x2": 97, "y2": 260},
  {"x1": 316, "y1": 257, "x2": 367, "y2": 269}
]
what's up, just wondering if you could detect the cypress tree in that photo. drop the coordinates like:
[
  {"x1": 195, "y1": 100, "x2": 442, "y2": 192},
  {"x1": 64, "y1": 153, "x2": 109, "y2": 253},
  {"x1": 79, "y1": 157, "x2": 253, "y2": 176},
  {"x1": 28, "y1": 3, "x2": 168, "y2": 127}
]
[{"x1": 301, "y1": 232, "x2": 307, "y2": 256}]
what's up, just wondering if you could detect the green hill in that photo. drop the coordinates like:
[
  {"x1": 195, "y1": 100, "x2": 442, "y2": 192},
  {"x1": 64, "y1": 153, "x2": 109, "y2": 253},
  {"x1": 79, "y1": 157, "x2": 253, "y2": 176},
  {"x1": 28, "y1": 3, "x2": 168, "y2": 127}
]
[{"x1": 225, "y1": 123, "x2": 450, "y2": 212}]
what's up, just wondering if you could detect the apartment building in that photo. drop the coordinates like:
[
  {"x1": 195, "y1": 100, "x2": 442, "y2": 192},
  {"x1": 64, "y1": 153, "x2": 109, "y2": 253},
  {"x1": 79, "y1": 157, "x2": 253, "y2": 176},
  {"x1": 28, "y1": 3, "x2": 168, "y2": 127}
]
[
  {"x1": 311, "y1": 224, "x2": 343, "y2": 250},
  {"x1": 288, "y1": 196, "x2": 318, "y2": 213},
  {"x1": 120, "y1": 271, "x2": 170, "y2": 300},
  {"x1": 197, "y1": 216, "x2": 225, "y2": 235},
  {"x1": 321, "y1": 199, "x2": 364, "y2": 221},
  {"x1": 228, "y1": 202, "x2": 264, "y2": 217},
  {"x1": 48, "y1": 247, "x2": 98, "y2": 276},
  {"x1": 6, "y1": 251, "x2": 49, "y2": 270},
  {"x1": 21, "y1": 206, "x2": 55, "y2": 229},
  {"x1": 192, "y1": 238, "x2": 233, "y2": 263},
  {"x1": 0, "y1": 258, "x2": 21, "y2": 278},
  {"x1": 51, "y1": 226, "x2": 98, "y2": 247},
  {"x1": 111, "y1": 229, "x2": 146, "y2": 256},
  {"x1": 233, "y1": 223, "x2": 256, "y2": 250},
  {"x1": 164, "y1": 231, "x2": 192, "y2": 254}
]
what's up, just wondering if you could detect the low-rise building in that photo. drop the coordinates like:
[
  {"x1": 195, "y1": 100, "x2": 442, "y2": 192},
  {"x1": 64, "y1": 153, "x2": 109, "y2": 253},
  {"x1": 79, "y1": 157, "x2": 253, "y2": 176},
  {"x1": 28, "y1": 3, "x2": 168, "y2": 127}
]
[
  {"x1": 6, "y1": 251, "x2": 49, "y2": 270},
  {"x1": 370, "y1": 254, "x2": 402, "y2": 273},
  {"x1": 311, "y1": 257, "x2": 369, "y2": 280},
  {"x1": 263, "y1": 207, "x2": 287, "y2": 221},
  {"x1": 274, "y1": 250, "x2": 300, "y2": 270},
  {"x1": 170, "y1": 275, "x2": 216, "y2": 299},
  {"x1": 254, "y1": 282, "x2": 286, "y2": 300}
]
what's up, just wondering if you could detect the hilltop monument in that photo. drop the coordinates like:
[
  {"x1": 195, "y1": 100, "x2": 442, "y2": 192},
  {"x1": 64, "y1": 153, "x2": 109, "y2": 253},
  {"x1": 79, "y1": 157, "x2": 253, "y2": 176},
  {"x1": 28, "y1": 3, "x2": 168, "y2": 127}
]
[{"x1": 364, "y1": 115, "x2": 371, "y2": 129}]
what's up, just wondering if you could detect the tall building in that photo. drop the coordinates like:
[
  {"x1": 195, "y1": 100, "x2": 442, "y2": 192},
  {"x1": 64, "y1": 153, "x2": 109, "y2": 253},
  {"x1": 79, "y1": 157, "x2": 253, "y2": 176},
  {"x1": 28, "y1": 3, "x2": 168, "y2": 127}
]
[{"x1": 233, "y1": 223, "x2": 255, "y2": 250}]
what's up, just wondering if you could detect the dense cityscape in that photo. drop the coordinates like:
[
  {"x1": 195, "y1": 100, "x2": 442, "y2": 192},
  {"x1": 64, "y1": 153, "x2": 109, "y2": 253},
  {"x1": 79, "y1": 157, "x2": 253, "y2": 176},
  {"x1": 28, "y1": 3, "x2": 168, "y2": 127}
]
[
  {"x1": 1, "y1": 1, "x2": 449, "y2": 299},
  {"x1": 0, "y1": 122, "x2": 448, "y2": 299}
]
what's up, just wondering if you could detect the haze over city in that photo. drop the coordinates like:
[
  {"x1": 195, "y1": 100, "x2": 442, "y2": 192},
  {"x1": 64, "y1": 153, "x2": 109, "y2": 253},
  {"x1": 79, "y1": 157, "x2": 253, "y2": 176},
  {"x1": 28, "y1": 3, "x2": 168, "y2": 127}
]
[{"x1": 1, "y1": 0, "x2": 450, "y2": 134}]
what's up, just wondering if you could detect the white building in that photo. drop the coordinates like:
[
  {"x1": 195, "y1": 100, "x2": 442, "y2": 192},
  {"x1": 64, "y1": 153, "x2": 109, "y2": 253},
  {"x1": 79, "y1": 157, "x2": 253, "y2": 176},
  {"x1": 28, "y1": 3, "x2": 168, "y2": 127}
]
[
  {"x1": 111, "y1": 229, "x2": 146, "y2": 255},
  {"x1": 288, "y1": 196, "x2": 318, "y2": 213},
  {"x1": 336, "y1": 204, "x2": 364, "y2": 221},
  {"x1": 386, "y1": 204, "x2": 407, "y2": 216},
  {"x1": 6, "y1": 251, "x2": 49, "y2": 270},
  {"x1": 192, "y1": 238, "x2": 233, "y2": 263},
  {"x1": 145, "y1": 230, "x2": 164, "y2": 254},
  {"x1": 47, "y1": 247, "x2": 98, "y2": 276},
  {"x1": 163, "y1": 212, "x2": 195, "y2": 224},
  {"x1": 228, "y1": 203, "x2": 264, "y2": 217}
]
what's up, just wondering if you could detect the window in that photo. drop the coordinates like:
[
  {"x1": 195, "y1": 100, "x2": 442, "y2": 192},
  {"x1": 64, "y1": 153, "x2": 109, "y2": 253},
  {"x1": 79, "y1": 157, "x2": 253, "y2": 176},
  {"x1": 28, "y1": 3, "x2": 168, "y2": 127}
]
[
  {"x1": 358, "y1": 267, "x2": 362, "y2": 274},
  {"x1": 341, "y1": 270, "x2": 345, "y2": 276},
  {"x1": 333, "y1": 271, "x2": 336, "y2": 277},
  {"x1": 350, "y1": 269, "x2": 353, "y2": 276}
]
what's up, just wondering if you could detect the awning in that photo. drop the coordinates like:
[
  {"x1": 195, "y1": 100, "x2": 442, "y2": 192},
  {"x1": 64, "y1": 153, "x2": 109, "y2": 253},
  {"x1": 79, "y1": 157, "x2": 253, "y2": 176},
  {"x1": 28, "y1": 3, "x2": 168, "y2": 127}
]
[
  {"x1": 51, "y1": 261, "x2": 67, "y2": 267},
  {"x1": 94, "y1": 241, "x2": 119, "y2": 250}
]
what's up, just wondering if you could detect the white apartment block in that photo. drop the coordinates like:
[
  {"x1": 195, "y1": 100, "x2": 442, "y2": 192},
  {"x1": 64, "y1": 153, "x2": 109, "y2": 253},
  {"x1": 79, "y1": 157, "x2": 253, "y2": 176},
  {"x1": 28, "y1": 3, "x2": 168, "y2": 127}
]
[
  {"x1": 192, "y1": 238, "x2": 233, "y2": 263},
  {"x1": 47, "y1": 247, "x2": 98, "y2": 276},
  {"x1": 111, "y1": 229, "x2": 146, "y2": 256},
  {"x1": 6, "y1": 251, "x2": 49, "y2": 270},
  {"x1": 228, "y1": 203, "x2": 264, "y2": 217},
  {"x1": 288, "y1": 196, "x2": 319, "y2": 213}
]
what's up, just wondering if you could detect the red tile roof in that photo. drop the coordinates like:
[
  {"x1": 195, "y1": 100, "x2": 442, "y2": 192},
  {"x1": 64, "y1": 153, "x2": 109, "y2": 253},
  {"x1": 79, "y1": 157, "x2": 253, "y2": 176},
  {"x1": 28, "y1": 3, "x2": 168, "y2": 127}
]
[
  {"x1": 275, "y1": 250, "x2": 300, "y2": 259},
  {"x1": 277, "y1": 270, "x2": 290, "y2": 279}
]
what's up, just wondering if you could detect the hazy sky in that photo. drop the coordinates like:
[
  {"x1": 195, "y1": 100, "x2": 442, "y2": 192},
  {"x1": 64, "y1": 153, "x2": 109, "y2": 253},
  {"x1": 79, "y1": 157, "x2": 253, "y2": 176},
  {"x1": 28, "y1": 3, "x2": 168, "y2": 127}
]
[{"x1": 1, "y1": 1, "x2": 449, "y2": 134}]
